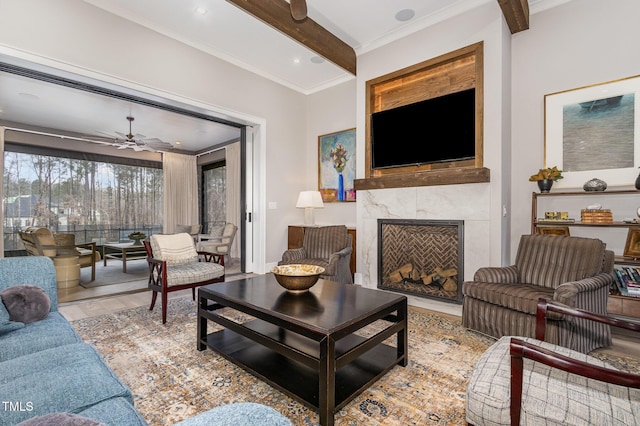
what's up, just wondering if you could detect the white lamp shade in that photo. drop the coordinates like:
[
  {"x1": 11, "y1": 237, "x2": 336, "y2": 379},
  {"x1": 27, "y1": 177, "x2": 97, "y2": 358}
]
[{"x1": 296, "y1": 191, "x2": 324, "y2": 209}]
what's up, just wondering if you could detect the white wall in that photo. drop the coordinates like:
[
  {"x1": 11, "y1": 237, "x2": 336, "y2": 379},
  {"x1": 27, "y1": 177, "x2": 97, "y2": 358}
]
[
  {"x1": 353, "y1": 1, "x2": 510, "y2": 313},
  {"x1": 0, "y1": 0, "x2": 312, "y2": 270},
  {"x1": 511, "y1": 0, "x2": 640, "y2": 258},
  {"x1": 303, "y1": 81, "x2": 357, "y2": 228}
]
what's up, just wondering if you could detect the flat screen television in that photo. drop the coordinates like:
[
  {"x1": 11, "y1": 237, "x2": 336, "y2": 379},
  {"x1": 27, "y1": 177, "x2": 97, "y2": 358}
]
[{"x1": 370, "y1": 88, "x2": 476, "y2": 169}]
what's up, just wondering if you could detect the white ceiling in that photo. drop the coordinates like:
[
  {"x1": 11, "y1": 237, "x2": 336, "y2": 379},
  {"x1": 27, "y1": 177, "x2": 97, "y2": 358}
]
[{"x1": 0, "y1": 0, "x2": 565, "y2": 154}]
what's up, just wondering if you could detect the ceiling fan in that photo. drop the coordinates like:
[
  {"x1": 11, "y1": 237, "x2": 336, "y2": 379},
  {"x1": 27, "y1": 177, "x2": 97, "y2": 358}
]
[
  {"x1": 104, "y1": 116, "x2": 173, "y2": 152},
  {"x1": 289, "y1": 0, "x2": 307, "y2": 20}
]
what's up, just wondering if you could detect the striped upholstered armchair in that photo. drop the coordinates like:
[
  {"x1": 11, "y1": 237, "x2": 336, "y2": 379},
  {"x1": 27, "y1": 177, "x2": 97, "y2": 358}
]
[
  {"x1": 462, "y1": 234, "x2": 614, "y2": 353},
  {"x1": 278, "y1": 225, "x2": 353, "y2": 284}
]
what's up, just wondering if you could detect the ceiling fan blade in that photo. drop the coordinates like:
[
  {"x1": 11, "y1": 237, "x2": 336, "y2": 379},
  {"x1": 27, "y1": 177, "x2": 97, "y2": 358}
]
[
  {"x1": 143, "y1": 138, "x2": 173, "y2": 150},
  {"x1": 290, "y1": 0, "x2": 307, "y2": 20}
]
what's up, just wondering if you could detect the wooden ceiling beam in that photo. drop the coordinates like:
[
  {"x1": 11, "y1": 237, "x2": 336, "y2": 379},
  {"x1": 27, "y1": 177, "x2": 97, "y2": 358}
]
[
  {"x1": 226, "y1": 0, "x2": 356, "y2": 75},
  {"x1": 497, "y1": 0, "x2": 530, "y2": 34}
]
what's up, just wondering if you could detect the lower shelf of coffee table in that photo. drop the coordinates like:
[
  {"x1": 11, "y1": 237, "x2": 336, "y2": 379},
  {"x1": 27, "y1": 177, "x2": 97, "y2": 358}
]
[{"x1": 202, "y1": 323, "x2": 400, "y2": 411}]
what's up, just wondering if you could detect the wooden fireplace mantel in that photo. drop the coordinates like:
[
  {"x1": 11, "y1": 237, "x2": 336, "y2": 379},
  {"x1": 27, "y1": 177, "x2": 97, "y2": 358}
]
[{"x1": 355, "y1": 167, "x2": 490, "y2": 190}]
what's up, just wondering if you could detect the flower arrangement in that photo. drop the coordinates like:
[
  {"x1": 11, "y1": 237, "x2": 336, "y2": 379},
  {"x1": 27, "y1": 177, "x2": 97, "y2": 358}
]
[
  {"x1": 528, "y1": 166, "x2": 563, "y2": 182},
  {"x1": 330, "y1": 144, "x2": 349, "y2": 173},
  {"x1": 128, "y1": 231, "x2": 146, "y2": 240}
]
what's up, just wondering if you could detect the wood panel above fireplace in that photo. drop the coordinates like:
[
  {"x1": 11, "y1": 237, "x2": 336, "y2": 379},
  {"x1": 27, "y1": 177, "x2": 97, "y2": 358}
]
[{"x1": 357, "y1": 41, "x2": 489, "y2": 190}]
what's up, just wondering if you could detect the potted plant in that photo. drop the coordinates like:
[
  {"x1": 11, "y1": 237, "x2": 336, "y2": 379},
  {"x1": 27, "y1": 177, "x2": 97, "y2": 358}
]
[{"x1": 529, "y1": 166, "x2": 563, "y2": 192}]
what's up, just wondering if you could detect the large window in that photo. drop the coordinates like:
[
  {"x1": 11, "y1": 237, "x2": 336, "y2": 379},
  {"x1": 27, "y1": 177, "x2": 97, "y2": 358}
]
[
  {"x1": 201, "y1": 161, "x2": 226, "y2": 232},
  {"x1": 3, "y1": 151, "x2": 163, "y2": 251}
]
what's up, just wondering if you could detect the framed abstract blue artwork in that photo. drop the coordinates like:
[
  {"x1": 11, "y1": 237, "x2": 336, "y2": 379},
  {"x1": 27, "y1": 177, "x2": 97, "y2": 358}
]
[{"x1": 318, "y1": 128, "x2": 356, "y2": 202}]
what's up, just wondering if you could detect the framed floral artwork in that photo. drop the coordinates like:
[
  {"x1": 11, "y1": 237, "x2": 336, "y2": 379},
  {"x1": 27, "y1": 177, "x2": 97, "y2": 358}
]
[
  {"x1": 545, "y1": 75, "x2": 640, "y2": 188},
  {"x1": 318, "y1": 128, "x2": 356, "y2": 202}
]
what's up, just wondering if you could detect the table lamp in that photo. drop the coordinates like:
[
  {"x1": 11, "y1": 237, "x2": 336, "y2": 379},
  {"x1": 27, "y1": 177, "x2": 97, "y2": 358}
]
[{"x1": 296, "y1": 191, "x2": 324, "y2": 226}]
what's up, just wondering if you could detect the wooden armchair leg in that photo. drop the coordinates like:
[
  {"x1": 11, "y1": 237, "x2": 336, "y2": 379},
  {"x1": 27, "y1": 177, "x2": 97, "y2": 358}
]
[
  {"x1": 162, "y1": 291, "x2": 168, "y2": 324},
  {"x1": 150, "y1": 291, "x2": 158, "y2": 311},
  {"x1": 192, "y1": 287, "x2": 196, "y2": 300}
]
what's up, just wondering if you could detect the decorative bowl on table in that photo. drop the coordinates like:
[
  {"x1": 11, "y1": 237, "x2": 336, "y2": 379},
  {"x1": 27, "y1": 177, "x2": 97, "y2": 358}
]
[
  {"x1": 271, "y1": 264, "x2": 325, "y2": 293},
  {"x1": 128, "y1": 232, "x2": 146, "y2": 245}
]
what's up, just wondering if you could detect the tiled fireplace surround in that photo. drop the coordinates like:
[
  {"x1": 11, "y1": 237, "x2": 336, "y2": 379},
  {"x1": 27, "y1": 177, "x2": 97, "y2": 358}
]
[{"x1": 356, "y1": 183, "x2": 492, "y2": 316}]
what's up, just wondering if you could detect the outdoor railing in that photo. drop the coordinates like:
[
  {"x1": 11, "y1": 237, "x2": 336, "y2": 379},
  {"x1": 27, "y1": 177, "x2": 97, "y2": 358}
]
[{"x1": 3, "y1": 224, "x2": 163, "y2": 255}]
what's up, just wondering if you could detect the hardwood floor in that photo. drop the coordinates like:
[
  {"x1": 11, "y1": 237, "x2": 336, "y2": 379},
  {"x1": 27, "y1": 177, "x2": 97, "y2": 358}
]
[{"x1": 58, "y1": 257, "x2": 250, "y2": 320}]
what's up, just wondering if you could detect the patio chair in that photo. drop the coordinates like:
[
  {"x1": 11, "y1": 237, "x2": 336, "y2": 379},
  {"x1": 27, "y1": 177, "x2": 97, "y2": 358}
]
[
  {"x1": 197, "y1": 223, "x2": 237, "y2": 260},
  {"x1": 143, "y1": 232, "x2": 225, "y2": 323},
  {"x1": 19, "y1": 227, "x2": 99, "y2": 282},
  {"x1": 466, "y1": 298, "x2": 640, "y2": 425}
]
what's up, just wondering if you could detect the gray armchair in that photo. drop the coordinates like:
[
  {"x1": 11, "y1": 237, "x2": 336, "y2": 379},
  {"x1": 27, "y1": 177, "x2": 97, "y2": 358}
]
[
  {"x1": 462, "y1": 234, "x2": 614, "y2": 354},
  {"x1": 279, "y1": 225, "x2": 353, "y2": 284}
]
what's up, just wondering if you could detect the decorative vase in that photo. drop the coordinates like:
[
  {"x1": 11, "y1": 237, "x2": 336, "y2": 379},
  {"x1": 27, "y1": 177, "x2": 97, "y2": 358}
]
[
  {"x1": 337, "y1": 172, "x2": 345, "y2": 201},
  {"x1": 537, "y1": 179, "x2": 553, "y2": 193},
  {"x1": 131, "y1": 238, "x2": 144, "y2": 246},
  {"x1": 635, "y1": 169, "x2": 640, "y2": 190}
]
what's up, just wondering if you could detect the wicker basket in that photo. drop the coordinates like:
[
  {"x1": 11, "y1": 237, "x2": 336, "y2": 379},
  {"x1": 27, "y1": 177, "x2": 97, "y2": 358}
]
[{"x1": 581, "y1": 209, "x2": 613, "y2": 224}]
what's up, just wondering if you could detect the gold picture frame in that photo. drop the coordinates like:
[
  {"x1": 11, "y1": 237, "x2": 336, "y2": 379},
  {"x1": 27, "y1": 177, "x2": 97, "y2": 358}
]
[
  {"x1": 537, "y1": 226, "x2": 570, "y2": 237},
  {"x1": 624, "y1": 229, "x2": 640, "y2": 259}
]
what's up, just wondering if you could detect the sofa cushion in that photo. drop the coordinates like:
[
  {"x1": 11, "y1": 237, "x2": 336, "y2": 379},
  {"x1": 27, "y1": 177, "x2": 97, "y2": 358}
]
[
  {"x1": 462, "y1": 281, "x2": 555, "y2": 315},
  {"x1": 0, "y1": 257, "x2": 59, "y2": 310},
  {"x1": 166, "y1": 262, "x2": 225, "y2": 287},
  {"x1": 0, "y1": 312, "x2": 82, "y2": 361},
  {"x1": 515, "y1": 234, "x2": 605, "y2": 289},
  {"x1": 0, "y1": 343, "x2": 133, "y2": 425},
  {"x1": 0, "y1": 285, "x2": 51, "y2": 324},
  {"x1": 303, "y1": 226, "x2": 348, "y2": 259},
  {"x1": 150, "y1": 233, "x2": 198, "y2": 265},
  {"x1": 76, "y1": 397, "x2": 148, "y2": 426}
]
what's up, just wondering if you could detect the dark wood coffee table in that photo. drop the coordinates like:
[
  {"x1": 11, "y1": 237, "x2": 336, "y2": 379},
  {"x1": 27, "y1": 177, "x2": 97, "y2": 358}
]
[{"x1": 197, "y1": 275, "x2": 407, "y2": 426}]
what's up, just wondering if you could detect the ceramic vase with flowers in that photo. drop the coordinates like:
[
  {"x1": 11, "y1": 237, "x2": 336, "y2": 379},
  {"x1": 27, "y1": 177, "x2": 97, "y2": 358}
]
[
  {"x1": 529, "y1": 166, "x2": 563, "y2": 193},
  {"x1": 330, "y1": 144, "x2": 349, "y2": 201}
]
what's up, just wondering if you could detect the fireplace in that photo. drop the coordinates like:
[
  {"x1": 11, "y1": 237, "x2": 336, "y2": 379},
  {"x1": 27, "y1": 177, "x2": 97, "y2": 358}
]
[{"x1": 378, "y1": 219, "x2": 464, "y2": 304}]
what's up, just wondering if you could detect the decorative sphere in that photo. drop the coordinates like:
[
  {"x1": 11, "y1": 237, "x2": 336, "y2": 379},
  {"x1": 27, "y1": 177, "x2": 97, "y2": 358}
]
[
  {"x1": 583, "y1": 178, "x2": 607, "y2": 192},
  {"x1": 271, "y1": 264, "x2": 325, "y2": 293}
]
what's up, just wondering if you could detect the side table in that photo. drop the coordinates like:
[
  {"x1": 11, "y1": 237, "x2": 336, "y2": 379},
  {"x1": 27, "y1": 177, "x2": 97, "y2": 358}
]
[{"x1": 54, "y1": 255, "x2": 81, "y2": 288}]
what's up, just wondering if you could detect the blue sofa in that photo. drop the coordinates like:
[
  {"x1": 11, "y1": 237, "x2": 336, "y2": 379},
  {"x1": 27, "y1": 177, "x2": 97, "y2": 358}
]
[
  {"x1": 0, "y1": 256, "x2": 148, "y2": 426},
  {"x1": 0, "y1": 257, "x2": 293, "y2": 426}
]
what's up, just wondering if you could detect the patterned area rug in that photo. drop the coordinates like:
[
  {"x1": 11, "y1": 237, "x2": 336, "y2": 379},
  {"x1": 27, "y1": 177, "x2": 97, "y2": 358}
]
[{"x1": 70, "y1": 299, "x2": 638, "y2": 425}]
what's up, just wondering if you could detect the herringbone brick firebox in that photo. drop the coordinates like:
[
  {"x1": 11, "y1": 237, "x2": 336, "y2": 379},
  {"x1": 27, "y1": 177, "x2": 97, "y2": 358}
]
[{"x1": 378, "y1": 219, "x2": 464, "y2": 303}]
